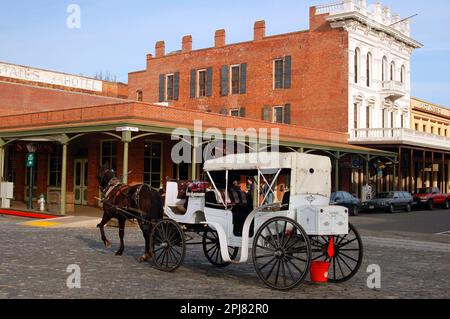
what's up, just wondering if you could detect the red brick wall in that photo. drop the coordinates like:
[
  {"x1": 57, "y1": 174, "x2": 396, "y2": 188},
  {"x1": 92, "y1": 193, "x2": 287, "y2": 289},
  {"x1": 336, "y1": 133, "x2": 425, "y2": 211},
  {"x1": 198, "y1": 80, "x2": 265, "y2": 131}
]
[
  {"x1": 0, "y1": 81, "x2": 129, "y2": 116},
  {"x1": 128, "y1": 7, "x2": 349, "y2": 132}
]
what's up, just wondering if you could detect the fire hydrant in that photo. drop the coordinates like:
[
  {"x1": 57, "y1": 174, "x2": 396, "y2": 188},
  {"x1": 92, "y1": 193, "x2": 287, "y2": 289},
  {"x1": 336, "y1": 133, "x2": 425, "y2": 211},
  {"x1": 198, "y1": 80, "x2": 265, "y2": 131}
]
[{"x1": 38, "y1": 194, "x2": 46, "y2": 212}]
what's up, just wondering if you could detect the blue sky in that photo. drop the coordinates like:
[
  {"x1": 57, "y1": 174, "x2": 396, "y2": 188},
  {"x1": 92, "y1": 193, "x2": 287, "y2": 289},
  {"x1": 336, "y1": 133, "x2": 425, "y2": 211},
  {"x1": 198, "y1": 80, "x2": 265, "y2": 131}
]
[{"x1": 0, "y1": 0, "x2": 449, "y2": 106}]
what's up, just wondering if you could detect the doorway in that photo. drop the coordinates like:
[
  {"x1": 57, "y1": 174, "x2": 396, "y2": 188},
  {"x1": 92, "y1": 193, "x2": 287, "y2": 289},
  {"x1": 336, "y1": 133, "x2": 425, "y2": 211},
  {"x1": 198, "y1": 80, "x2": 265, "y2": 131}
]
[{"x1": 74, "y1": 159, "x2": 88, "y2": 205}]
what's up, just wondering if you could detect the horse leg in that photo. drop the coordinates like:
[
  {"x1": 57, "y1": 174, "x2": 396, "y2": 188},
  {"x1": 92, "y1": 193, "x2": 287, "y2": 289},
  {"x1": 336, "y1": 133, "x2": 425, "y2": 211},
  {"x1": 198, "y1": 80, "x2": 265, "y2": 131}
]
[
  {"x1": 138, "y1": 222, "x2": 152, "y2": 263},
  {"x1": 115, "y1": 217, "x2": 126, "y2": 256},
  {"x1": 97, "y1": 213, "x2": 112, "y2": 248}
]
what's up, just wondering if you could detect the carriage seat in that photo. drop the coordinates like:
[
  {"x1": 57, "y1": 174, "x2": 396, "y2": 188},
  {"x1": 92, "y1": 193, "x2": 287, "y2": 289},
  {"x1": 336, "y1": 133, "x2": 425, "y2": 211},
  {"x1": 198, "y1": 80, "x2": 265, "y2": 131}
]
[{"x1": 205, "y1": 189, "x2": 249, "y2": 209}]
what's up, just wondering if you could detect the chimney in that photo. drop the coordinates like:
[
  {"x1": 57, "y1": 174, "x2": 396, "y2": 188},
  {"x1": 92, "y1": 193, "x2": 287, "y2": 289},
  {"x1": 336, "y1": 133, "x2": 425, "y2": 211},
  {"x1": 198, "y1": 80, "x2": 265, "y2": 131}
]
[
  {"x1": 155, "y1": 41, "x2": 165, "y2": 57},
  {"x1": 182, "y1": 35, "x2": 192, "y2": 52},
  {"x1": 215, "y1": 29, "x2": 226, "y2": 47},
  {"x1": 254, "y1": 20, "x2": 266, "y2": 41}
]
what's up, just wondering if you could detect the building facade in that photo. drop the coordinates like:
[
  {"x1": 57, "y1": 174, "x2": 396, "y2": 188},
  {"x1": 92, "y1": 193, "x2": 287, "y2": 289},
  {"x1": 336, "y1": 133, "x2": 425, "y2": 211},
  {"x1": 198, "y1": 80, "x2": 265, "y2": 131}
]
[{"x1": 2, "y1": 0, "x2": 444, "y2": 216}]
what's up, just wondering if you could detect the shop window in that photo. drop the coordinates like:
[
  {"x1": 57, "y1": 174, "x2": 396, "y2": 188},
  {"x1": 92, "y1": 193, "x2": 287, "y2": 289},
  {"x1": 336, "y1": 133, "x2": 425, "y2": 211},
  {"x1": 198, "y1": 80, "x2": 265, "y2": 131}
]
[
  {"x1": 144, "y1": 142, "x2": 163, "y2": 189},
  {"x1": 48, "y1": 145, "x2": 62, "y2": 187},
  {"x1": 101, "y1": 141, "x2": 117, "y2": 171},
  {"x1": 6, "y1": 144, "x2": 16, "y2": 183}
]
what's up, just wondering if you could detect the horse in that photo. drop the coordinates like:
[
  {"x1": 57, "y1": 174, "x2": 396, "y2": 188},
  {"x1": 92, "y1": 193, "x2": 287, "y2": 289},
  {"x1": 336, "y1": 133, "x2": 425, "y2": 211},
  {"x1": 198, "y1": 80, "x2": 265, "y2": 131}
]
[{"x1": 96, "y1": 164, "x2": 164, "y2": 262}]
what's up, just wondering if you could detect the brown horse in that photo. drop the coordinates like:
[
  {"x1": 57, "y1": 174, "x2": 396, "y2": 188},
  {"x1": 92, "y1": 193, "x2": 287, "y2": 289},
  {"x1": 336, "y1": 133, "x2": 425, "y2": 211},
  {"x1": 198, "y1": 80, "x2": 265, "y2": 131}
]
[{"x1": 96, "y1": 164, "x2": 164, "y2": 262}]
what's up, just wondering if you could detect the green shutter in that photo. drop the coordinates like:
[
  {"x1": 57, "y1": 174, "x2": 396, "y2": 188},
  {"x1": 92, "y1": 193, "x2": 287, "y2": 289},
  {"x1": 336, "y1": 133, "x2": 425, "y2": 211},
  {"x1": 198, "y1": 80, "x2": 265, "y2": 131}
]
[
  {"x1": 159, "y1": 74, "x2": 165, "y2": 102},
  {"x1": 240, "y1": 107, "x2": 246, "y2": 118},
  {"x1": 263, "y1": 106, "x2": 270, "y2": 121},
  {"x1": 219, "y1": 108, "x2": 228, "y2": 115},
  {"x1": 221, "y1": 66, "x2": 229, "y2": 96},
  {"x1": 284, "y1": 104, "x2": 291, "y2": 124},
  {"x1": 174, "y1": 72, "x2": 180, "y2": 100},
  {"x1": 206, "y1": 67, "x2": 213, "y2": 97},
  {"x1": 240, "y1": 63, "x2": 247, "y2": 94},
  {"x1": 190, "y1": 69, "x2": 196, "y2": 98},
  {"x1": 284, "y1": 56, "x2": 291, "y2": 89}
]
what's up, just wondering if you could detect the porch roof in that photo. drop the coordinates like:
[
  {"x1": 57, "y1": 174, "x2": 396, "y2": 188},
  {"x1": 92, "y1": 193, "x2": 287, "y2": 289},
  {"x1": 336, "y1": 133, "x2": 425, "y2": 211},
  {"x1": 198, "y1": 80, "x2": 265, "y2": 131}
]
[{"x1": 0, "y1": 101, "x2": 395, "y2": 158}]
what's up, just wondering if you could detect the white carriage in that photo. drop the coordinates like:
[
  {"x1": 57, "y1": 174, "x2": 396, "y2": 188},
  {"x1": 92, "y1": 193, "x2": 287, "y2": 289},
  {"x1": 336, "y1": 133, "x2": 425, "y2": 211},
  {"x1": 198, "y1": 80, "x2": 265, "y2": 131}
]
[{"x1": 150, "y1": 152, "x2": 363, "y2": 290}]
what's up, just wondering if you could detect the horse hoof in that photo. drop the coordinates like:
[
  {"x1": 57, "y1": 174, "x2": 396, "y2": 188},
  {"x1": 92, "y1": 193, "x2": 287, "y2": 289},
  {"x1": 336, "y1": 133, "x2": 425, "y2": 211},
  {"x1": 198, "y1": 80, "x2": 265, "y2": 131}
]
[
  {"x1": 104, "y1": 241, "x2": 112, "y2": 249},
  {"x1": 115, "y1": 251, "x2": 124, "y2": 256},
  {"x1": 138, "y1": 254, "x2": 150, "y2": 263}
]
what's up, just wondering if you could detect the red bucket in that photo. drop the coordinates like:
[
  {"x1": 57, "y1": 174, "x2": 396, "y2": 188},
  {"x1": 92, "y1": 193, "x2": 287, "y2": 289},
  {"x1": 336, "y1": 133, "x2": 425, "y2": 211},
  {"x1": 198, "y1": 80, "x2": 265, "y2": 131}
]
[{"x1": 310, "y1": 261, "x2": 330, "y2": 283}]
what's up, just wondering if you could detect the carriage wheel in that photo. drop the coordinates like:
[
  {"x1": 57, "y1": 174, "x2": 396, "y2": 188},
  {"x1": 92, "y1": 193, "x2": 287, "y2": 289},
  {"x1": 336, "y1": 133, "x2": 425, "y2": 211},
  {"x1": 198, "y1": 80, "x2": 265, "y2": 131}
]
[
  {"x1": 252, "y1": 217, "x2": 311, "y2": 291},
  {"x1": 309, "y1": 223, "x2": 363, "y2": 283},
  {"x1": 202, "y1": 228, "x2": 239, "y2": 268},
  {"x1": 150, "y1": 219, "x2": 186, "y2": 272}
]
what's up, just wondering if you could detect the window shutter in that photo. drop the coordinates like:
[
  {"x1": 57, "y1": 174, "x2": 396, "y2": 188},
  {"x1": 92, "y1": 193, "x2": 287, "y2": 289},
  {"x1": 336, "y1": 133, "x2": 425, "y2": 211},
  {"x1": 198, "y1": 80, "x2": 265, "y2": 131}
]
[
  {"x1": 284, "y1": 56, "x2": 291, "y2": 89},
  {"x1": 240, "y1": 63, "x2": 247, "y2": 94},
  {"x1": 220, "y1": 66, "x2": 229, "y2": 96},
  {"x1": 240, "y1": 107, "x2": 246, "y2": 118},
  {"x1": 174, "y1": 72, "x2": 180, "y2": 100},
  {"x1": 190, "y1": 69, "x2": 196, "y2": 98},
  {"x1": 284, "y1": 104, "x2": 291, "y2": 124},
  {"x1": 219, "y1": 108, "x2": 228, "y2": 115},
  {"x1": 206, "y1": 67, "x2": 213, "y2": 97},
  {"x1": 263, "y1": 106, "x2": 270, "y2": 121},
  {"x1": 159, "y1": 74, "x2": 165, "y2": 102}
]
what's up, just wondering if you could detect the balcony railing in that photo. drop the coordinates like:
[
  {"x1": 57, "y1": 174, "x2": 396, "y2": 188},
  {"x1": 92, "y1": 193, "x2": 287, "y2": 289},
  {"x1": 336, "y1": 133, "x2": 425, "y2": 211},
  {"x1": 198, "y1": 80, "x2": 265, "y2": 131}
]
[
  {"x1": 350, "y1": 128, "x2": 450, "y2": 150},
  {"x1": 381, "y1": 81, "x2": 406, "y2": 100},
  {"x1": 315, "y1": 1, "x2": 345, "y2": 15}
]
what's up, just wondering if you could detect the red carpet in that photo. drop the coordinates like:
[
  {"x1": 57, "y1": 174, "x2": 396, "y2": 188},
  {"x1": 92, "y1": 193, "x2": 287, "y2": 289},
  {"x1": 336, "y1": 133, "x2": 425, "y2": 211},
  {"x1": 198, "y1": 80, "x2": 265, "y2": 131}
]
[{"x1": 0, "y1": 209, "x2": 59, "y2": 219}]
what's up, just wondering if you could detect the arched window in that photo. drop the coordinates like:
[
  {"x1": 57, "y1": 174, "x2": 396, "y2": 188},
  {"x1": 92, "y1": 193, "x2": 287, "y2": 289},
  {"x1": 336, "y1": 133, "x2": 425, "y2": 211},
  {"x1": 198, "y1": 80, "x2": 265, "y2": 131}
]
[
  {"x1": 390, "y1": 61, "x2": 396, "y2": 81},
  {"x1": 354, "y1": 48, "x2": 360, "y2": 84},
  {"x1": 382, "y1": 56, "x2": 388, "y2": 82},
  {"x1": 136, "y1": 90, "x2": 143, "y2": 102},
  {"x1": 366, "y1": 53, "x2": 372, "y2": 87},
  {"x1": 400, "y1": 65, "x2": 406, "y2": 84}
]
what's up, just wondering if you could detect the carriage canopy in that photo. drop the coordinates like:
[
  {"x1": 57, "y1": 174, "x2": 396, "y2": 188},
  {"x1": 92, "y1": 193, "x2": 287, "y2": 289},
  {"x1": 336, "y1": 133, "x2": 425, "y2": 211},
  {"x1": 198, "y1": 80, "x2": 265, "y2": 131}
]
[{"x1": 203, "y1": 152, "x2": 332, "y2": 198}]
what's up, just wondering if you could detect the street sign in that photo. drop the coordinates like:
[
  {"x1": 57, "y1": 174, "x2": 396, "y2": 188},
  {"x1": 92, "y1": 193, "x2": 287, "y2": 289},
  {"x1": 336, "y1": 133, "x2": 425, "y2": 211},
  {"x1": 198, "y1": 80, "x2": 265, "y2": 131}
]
[{"x1": 26, "y1": 153, "x2": 36, "y2": 168}]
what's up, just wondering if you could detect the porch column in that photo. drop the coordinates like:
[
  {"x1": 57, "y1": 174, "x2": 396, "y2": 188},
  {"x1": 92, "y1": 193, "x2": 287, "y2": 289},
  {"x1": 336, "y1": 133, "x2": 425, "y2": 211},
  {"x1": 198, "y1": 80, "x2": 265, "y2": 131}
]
[
  {"x1": 393, "y1": 157, "x2": 397, "y2": 191},
  {"x1": 442, "y1": 153, "x2": 445, "y2": 192},
  {"x1": 398, "y1": 147, "x2": 402, "y2": 191},
  {"x1": 122, "y1": 131, "x2": 132, "y2": 185},
  {"x1": 409, "y1": 149, "x2": 414, "y2": 193},
  {"x1": 191, "y1": 135, "x2": 199, "y2": 181},
  {"x1": 365, "y1": 155, "x2": 370, "y2": 185},
  {"x1": 335, "y1": 152, "x2": 340, "y2": 191},
  {"x1": 431, "y1": 151, "x2": 435, "y2": 188},
  {"x1": 60, "y1": 142, "x2": 68, "y2": 216}
]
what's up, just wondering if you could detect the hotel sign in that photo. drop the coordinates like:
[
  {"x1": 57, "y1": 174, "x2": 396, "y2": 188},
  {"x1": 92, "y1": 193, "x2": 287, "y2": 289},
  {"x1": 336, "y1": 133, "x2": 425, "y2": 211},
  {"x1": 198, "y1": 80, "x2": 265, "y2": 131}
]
[
  {"x1": 412, "y1": 99, "x2": 450, "y2": 117},
  {"x1": 0, "y1": 61, "x2": 103, "y2": 92}
]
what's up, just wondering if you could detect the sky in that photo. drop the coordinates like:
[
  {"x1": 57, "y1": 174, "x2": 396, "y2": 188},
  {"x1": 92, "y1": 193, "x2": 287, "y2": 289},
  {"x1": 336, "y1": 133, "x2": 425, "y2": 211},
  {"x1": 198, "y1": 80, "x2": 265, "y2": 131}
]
[{"x1": 0, "y1": 0, "x2": 449, "y2": 106}]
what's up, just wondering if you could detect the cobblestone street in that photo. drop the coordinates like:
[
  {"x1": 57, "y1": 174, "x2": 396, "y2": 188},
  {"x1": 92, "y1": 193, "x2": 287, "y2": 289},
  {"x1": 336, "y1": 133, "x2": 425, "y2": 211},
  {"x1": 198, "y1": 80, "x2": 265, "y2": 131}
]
[{"x1": 0, "y1": 214, "x2": 449, "y2": 299}]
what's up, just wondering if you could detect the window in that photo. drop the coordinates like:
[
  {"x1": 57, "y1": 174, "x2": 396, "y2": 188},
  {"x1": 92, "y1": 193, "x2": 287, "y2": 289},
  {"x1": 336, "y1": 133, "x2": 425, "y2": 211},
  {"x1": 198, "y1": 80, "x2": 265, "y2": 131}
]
[
  {"x1": 445, "y1": 129, "x2": 448, "y2": 137},
  {"x1": 136, "y1": 90, "x2": 143, "y2": 102},
  {"x1": 382, "y1": 56, "x2": 388, "y2": 82},
  {"x1": 391, "y1": 112, "x2": 394, "y2": 128},
  {"x1": 415, "y1": 123, "x2": 419, "y2": 131},
  {"x1": 354, "y1": 48, "x2": 360, "y2": 84},
  {"x1": 423, "y1": 125, "x2": 427, "y2": 132},
  {"x1": 101, "y1": 141, "x2": 117, "y2": 171},
  {"x1": 144, "y1": 142, "x2": 162, "y2": 189},
  {"x1": 401, "y1": 114, "x2": 404, "y2": 129},
  {"x1": 382, "y1": 109, "x2": 386, "y2": 129},
  {"x1": 166, "y1": 74, "x2": 174, "y2": 101},
  {"x1": 48, "y1": 145, "x2": 62, "y2": 187},
  {"x1": 431, "y1": 127, "x2": 435, "y2": 134},
  {"x1": 354, "y1": 103, "x2": 358, "y2": 129},
  {"x1": 6, "y1": 144, "x2": 16, "y2": 183},
  {"x1": 274, "y1": 59, "x2": 284, "y2": 89},
  {"x1": 438, "y1": 128, "x2": 442, "y2": 136},
  {"x1": 198, "y1": 70, "x2": 207, "y2": 97},
  {"x1": 366, "y1": 53, "x2": 372, "y2": 87},
  {"x1": 231, "y1": 65, "x2": 240, "y2": 94},
  {"x1": 230, "y1": 109, "x2": 240, "y2": 117},
  {"x1": 366, "y1": 106, "x2": 371, "y2": 129},
  {"x1": 390, "y1": 62, "x2": 396, "y2": 81},
  {"x1": 273, "y1": 106, "x2": 284, "y2": 124},
  {"x1": 400, "y1": 65, "x2": 406, "y2": 84}
]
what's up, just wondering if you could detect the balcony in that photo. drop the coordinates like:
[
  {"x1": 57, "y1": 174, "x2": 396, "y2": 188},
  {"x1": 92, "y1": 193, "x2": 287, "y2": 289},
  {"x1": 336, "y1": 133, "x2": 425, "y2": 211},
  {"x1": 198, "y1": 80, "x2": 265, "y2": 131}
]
[
  {"x1": 350, "y1": 128, "x2": 450, "y2": 151},
  {"x1": 381, "y1": 81, "x2": 406, "y2": 100}
]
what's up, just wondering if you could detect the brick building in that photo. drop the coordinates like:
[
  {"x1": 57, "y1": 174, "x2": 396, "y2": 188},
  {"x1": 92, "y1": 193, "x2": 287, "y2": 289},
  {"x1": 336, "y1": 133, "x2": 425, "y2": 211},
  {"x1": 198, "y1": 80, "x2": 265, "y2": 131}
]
[{"x1": 0, "y1": 0, "x2": 434, "y2": 215}]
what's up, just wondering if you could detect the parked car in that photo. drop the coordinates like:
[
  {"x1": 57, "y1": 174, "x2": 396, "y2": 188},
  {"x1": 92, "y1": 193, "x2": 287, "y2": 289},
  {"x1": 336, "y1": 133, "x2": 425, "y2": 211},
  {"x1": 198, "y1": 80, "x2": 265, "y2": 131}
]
[
  {"x1": 361, "y1": 191, "x2": 414, "y2": 214},
  {"x1": 412, "y1": 187, "x2": 450, "y2": 210},
  {"x1": 330, "y1": 191, "x2": 361, "y2": 216}
]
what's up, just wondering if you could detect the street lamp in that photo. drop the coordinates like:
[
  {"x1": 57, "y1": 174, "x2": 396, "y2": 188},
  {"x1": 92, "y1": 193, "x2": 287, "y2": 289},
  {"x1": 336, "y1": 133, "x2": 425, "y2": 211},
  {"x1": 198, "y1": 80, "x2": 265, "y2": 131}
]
[{"x1": 26, "y1": 143, "x2": 37, "y2": 210}]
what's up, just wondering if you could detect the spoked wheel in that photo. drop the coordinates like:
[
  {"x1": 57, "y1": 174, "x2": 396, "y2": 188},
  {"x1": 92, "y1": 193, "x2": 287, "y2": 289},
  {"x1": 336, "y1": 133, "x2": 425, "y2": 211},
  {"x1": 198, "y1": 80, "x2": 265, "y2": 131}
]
[
  {"x1": 150, "y1": 219, "x2": 186, "y2": 272},
  {"x1": 252, "y1": 217, "x2": 311, "y2": 291},
  {"x1": 309, "y1": 223, "x2": 363, "y2": 283},
  {"x1": 203, "y1": 228, "x2": 239, "y2": 268}
]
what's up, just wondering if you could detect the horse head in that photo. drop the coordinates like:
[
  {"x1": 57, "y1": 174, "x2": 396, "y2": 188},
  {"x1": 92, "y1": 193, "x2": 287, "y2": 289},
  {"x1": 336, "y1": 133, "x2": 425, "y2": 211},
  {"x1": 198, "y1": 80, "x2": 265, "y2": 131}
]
[{"x1": 97, "y1": 163, "x2": 117, "y2": 193}]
